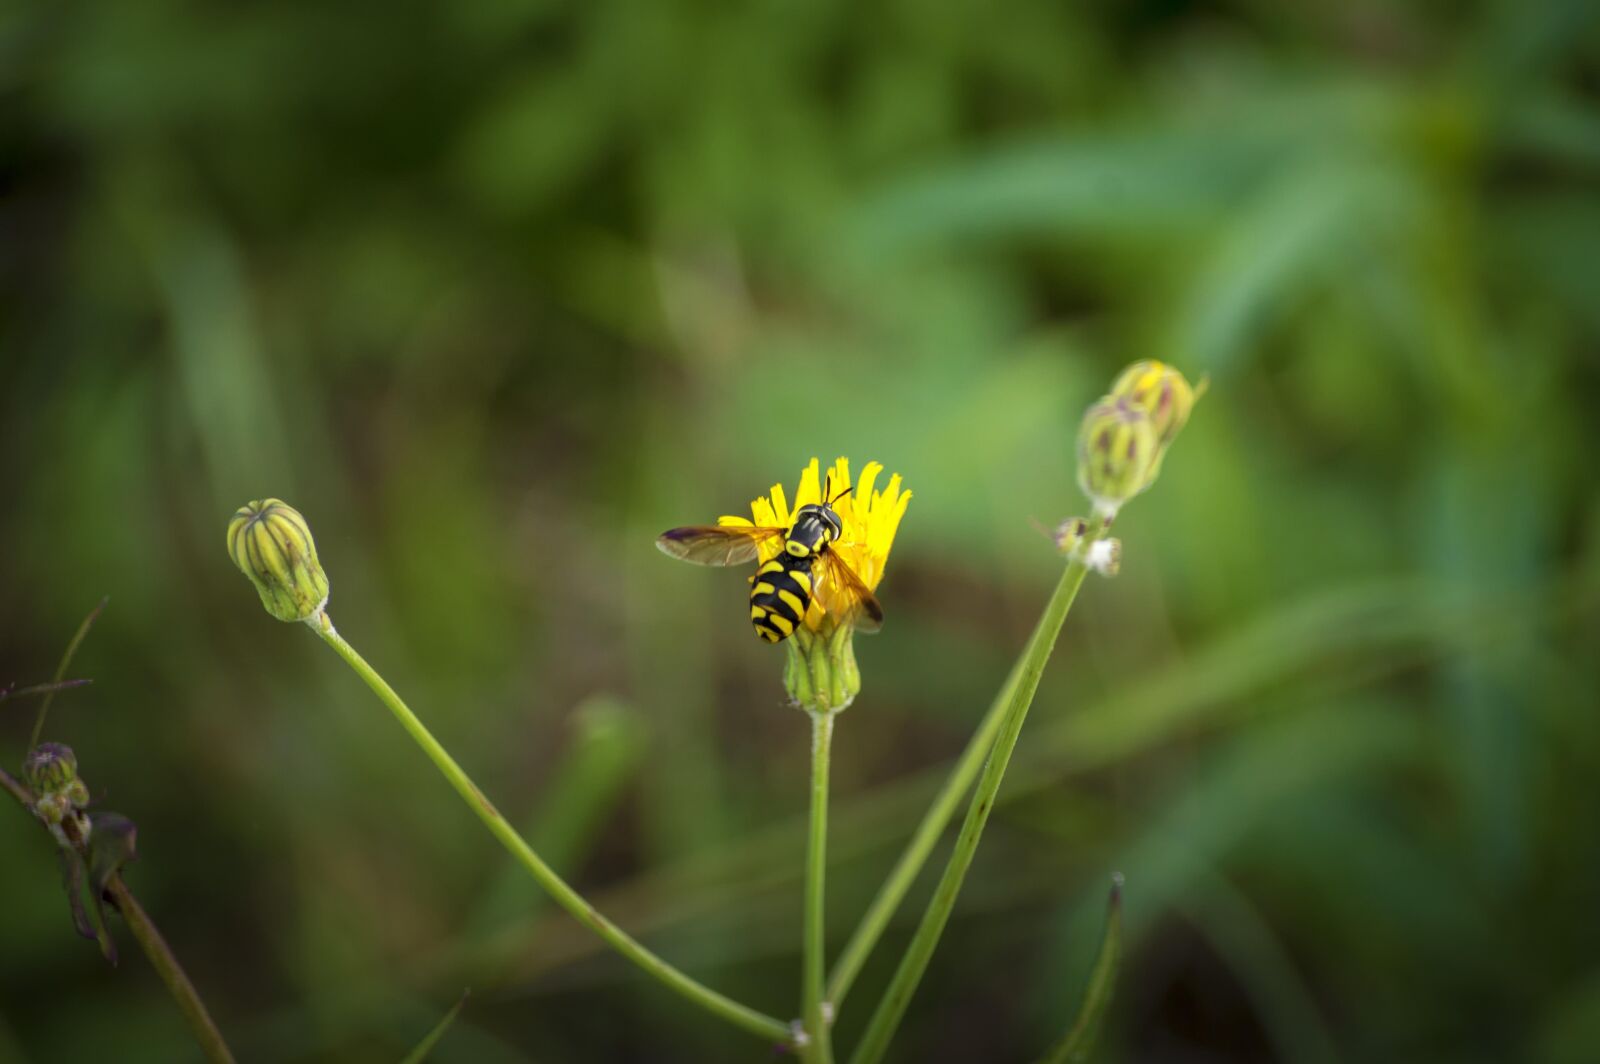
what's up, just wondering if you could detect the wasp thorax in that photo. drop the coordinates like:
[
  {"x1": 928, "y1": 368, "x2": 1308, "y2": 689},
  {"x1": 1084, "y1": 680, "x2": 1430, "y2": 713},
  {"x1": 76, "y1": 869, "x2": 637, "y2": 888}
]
[{"x1": 784, "y1": 504, "x2": 842, "y2": 560}]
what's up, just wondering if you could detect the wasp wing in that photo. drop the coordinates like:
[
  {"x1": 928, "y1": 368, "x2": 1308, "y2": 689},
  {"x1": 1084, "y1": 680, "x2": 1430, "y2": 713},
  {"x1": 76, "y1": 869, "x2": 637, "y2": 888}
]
[
  {"x1": 656, "y1": 525, "x2": 786, "y2": 567},
  {"x1": 815, "y1": 551, "x2": 885, "y2": 633}
]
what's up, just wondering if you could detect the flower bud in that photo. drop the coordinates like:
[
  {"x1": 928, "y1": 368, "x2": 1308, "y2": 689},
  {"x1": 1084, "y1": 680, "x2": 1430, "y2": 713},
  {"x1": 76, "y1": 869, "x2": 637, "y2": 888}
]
[
  {"x1": 1110, "y1": 360, "x2": 1200, "y2": 479},
  {"x1": 1052, "y1": 517, "x2": 1090, "y2": 557},
  {"x1": 33, "y1": 792, "x2": 66, "y2": 825},
  {"x1": 1076, "y1": 396, "x2": 1156, "y2": 513},
  {"x1": 228, "y1": 499, "x2": 329, "y2": 622},
  {"x1": 64, "y1": 779, "x2": 91, "y2": 809},
  {"x1": 783, "y1": 619, "x2": 861, "y2": 714},
  {"x1": 24, "y1": 742, "x2": 78, "y2": 793}
]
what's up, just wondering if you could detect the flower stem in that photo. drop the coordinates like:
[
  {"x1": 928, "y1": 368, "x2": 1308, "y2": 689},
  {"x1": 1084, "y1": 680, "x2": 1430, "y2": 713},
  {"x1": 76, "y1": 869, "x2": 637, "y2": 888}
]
[
  {"x1": 803, "y1": 710, "x2": 836, "y2": 1063},
  {"x1": 308, "y1": 613, "x2": 792, "y2": 1046},
  {"x1": 0, "y1": 767, "x2": 237, "y2": 1064},
  {"x1": 826, "y1": 653, "x2": 1023, "y2": 1012},
  {"x1": 104, "y1": 875, "x2": 238, "y2": 1064},
  {"x1": 0, "y1": 766, "x2": 28, "y2": 807},
  {"x1": 849, "y1": 541, "x2": 1102, "y2": 1064}
]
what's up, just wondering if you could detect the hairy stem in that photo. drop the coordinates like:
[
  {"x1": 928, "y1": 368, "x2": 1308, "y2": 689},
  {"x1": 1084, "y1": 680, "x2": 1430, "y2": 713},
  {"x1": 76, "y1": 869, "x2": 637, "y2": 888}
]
[
  {"x1": 803, "y1": 710, "x2": 836, "y2": 1063},
  {"x1": 308, "y1": 613, "x2": 792, "y2": 1045},
  {"x1": 850, "y1": 530, "x2": 1103, "y2": 1064}
]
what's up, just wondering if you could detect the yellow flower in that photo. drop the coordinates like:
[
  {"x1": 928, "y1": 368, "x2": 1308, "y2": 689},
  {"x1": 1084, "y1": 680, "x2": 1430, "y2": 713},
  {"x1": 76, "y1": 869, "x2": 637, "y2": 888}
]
[{"x1": 718, "y1": 457, "x2": 910, "y2": 633}]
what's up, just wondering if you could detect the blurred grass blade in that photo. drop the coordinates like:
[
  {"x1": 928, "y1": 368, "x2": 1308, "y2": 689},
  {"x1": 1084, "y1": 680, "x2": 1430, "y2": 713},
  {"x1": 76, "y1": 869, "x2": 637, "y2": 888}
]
[
  {"x1": 476, "y1": 579, "x2": 1561, "y2": 986},
  {"x1": 0, "y1": 679, "x2": 92, "y2": 707},
  {"x1": 31, "y1": 596, "x2": 107, "y2": 747},
  {"x1": 1176, "y1": 868, "x2": 1340, "y2": 1064},
  {"x1": 464, "y1": 695, "x2": 646, "y2": 954},
  {"x1": 1040, "y1": 875, "x2": 1123, "y2": 1064},
  {"x1": 399, "y1": 991, "x2": 469, "y2": 1064}
]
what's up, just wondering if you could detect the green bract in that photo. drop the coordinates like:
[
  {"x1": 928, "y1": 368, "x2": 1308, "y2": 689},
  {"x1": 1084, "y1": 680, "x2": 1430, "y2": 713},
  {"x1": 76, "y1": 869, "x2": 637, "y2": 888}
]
[{"x1": 784, "y1": 619, "x2": 862, "y2": 714}]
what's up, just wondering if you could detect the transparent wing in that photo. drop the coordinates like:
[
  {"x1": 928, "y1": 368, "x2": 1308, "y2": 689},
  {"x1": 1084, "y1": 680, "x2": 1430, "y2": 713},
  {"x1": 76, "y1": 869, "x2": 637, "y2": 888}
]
[
  {"x1": 815, "y1": 551, "x2": 885, "y2": 632},
  {"x1": 656, "y1": 525, "x2": 786, "y2": 567}
]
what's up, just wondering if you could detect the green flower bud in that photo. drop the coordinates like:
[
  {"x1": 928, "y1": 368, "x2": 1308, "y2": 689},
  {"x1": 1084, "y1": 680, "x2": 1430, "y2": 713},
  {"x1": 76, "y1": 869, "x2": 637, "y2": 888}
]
[
  {"x1": 33, "y1": 792, "x2": 66, "y2": 825},
  {"x1": 783, "y1": 619, "x2": 861, "y2": 714},
  {"x1": 64, "y1": 778, "x2": 91, "y2": 809},
  {"x1": 228, "y1": 499, "x2": 329, "y2": 622},
  {"x1": 1110, "y1": 360, "x2": 1201, "y2": 480},
  {"x1": 1076, "y1": 396, "x2": 1156, "y2": 513},
  {"x1": 1052, "y1": 517, "x2": 1090, "y2": 556},
  {"x1": 24, "y1": 742, "x2": 78, "y2": 793}
]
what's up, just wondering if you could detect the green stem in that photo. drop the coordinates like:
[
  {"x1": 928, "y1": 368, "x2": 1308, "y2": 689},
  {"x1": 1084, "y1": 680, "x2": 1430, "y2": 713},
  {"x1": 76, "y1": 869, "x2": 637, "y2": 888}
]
[
  {"x1": 0, "y1": 766, "x2": 28, "y2": 807},
  {"x1": 105, "y1": 876, "x2": 238, "y2": 1064},
  {"x1": 850, "y1": 538, "x2": 1102, "y2": 1064},
  {"x1": 803, "y1": 710, "x2": 836, "y2": 1063},
  {"x1": 308, "y1": 613, "x2": 791, "y2": 1046},
  {"x1": 826, "y1": 653, "x2": 1024, "y2": 1012}
]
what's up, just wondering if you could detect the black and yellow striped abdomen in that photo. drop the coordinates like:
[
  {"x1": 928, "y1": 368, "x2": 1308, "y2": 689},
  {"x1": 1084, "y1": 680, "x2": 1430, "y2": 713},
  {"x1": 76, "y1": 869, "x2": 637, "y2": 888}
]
[{"x1": 749, "y1": 555, "x2": 815, "y2": 643}]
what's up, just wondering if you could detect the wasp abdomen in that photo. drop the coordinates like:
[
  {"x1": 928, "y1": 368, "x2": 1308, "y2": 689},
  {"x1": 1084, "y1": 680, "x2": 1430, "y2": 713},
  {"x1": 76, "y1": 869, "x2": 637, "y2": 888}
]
[{"x1": 749, "y1": 556, "x2": 814, "y2": 643}]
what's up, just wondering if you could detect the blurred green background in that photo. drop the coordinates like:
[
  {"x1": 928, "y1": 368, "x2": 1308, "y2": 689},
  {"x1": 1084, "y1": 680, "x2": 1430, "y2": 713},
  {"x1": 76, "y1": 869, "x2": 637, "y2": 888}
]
[{"x1": 4, "y1": 0, "x2": 1599, "y2": 1061}]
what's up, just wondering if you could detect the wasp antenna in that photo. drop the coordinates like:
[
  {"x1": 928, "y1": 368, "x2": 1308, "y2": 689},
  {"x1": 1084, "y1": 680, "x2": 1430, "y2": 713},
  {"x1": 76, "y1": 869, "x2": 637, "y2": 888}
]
[{"x1": 831, "y1": 483, "x2": 853, "y2": 504}]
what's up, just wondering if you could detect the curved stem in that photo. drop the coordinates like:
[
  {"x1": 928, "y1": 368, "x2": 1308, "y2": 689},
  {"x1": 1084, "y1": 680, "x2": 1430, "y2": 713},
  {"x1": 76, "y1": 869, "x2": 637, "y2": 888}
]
[
  {"x1": 105, "y1": 876, "x2": 237, "y2": 1064},
  {"x1": 803, "y1": 710, "x2": 836, "y2": 1063},
  {"x1": 850, "y1": 534, "x2": 1103, "y2": 1064},
  {"x1": 308, "y1": 613, "x2": 791, "y2": 1046}
]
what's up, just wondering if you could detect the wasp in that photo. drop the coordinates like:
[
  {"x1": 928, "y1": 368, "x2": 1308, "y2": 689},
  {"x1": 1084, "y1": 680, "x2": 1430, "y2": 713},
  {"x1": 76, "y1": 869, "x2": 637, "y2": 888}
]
[{"x1": 657, "y1": 480, "x2": 884, "y2": 643}]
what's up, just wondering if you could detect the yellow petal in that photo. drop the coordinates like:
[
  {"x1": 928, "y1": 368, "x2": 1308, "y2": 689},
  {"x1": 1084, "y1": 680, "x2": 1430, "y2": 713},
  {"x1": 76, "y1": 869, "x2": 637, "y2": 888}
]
[
  {"x1": 796, "y1": 458, "x2": 822, "y2": 508},
  {"x1": 830, "y1": 457, "x2": 851, "y2": 504},
  {"x1": 882, "y1": 488, "x2": 911, "y2": 552},
  {"x1": 854, "y1": 462, "x2": 882, "y2": 528},
  {"x1": 769, "y1": 482, "x2": 791, "y2": 528}
]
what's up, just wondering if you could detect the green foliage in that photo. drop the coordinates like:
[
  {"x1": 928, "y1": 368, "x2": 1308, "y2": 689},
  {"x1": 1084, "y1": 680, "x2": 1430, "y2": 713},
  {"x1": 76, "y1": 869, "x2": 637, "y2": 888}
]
[
  {"x1": 398, "y1": 992, "x2": 469, "y2": 1064},
  {"x1": 1041, "y1": 876, "x2": 1122, "y2": 1064},
  {"x1": 2, "y1": 0, "x2": 1598, "y2": 1060}
]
